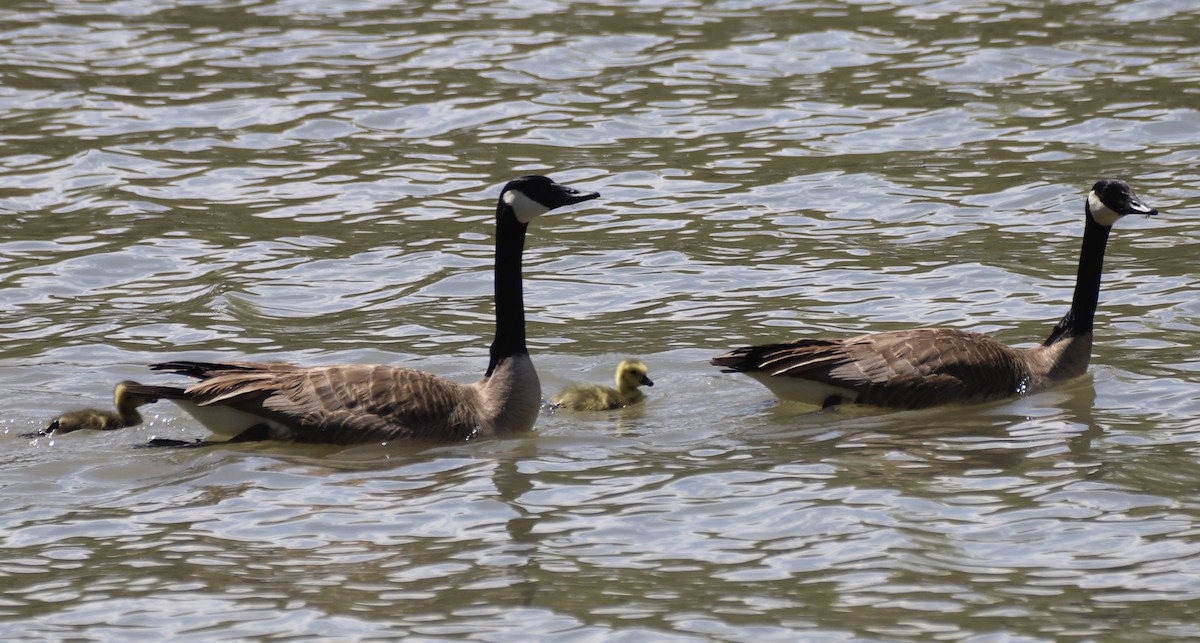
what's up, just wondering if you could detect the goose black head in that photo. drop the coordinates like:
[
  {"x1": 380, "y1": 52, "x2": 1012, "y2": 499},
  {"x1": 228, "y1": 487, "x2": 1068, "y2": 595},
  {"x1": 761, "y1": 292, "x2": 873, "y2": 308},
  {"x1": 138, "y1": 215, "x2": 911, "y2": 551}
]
[
  {"x1": 499, "y1": 175, "x2": 600, "y2": 224},
  {"x1": 1087, "y1": 179, "x2": 1157, "y2": 227}
]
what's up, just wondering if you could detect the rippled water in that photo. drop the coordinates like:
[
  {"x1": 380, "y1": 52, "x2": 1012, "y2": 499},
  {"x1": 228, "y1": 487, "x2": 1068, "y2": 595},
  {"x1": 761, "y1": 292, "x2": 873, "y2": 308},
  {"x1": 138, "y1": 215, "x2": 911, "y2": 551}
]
[{"x1": 2, "y1": 0, "x2": 1199, "y2": 639}]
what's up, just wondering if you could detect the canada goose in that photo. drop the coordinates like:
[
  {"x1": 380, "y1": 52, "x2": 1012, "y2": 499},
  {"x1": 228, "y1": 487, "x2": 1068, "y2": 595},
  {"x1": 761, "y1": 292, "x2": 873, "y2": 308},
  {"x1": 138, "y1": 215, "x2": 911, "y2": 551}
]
[
  {"x1": 22, "y1": 381, "x2": 159, "y2": 437},
  {"x1": 123, "y1": 175, "x2": 600, "y2": 445},
  {"x1": 553, "y1": 359, "x2": 655, "y2": 411},
  {"x1": 711, "y1": 179, "x2": 1157, "y2": 409}
]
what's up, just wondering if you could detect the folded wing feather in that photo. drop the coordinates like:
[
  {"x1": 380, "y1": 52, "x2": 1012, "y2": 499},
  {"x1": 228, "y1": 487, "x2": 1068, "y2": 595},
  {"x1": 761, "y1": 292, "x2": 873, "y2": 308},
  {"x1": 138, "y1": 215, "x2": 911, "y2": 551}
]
[
  {"x1": 142, "y1": 361, "x2": 483, "y2": 443},
  {"x1": 714, "y1": 329, "x2": 1031, "y2": 408}
]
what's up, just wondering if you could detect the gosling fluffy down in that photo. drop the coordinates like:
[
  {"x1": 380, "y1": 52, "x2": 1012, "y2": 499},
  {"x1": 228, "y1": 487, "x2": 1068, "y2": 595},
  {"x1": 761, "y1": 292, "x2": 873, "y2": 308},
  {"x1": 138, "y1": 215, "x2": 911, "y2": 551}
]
[
  {"x1": 24, "y1": 381, "x2": 160, "y2": 437},
  {"x1": 553, "y1": 359, "x2": 654, "y2": 411}
]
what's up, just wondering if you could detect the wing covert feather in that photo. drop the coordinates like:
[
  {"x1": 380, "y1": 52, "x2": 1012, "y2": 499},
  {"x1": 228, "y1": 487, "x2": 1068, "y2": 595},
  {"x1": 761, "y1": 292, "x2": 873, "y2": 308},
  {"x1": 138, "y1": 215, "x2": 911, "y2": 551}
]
[
  {"x1": 713, "y1": 329, "x2": 1030, "y2": 408},
  {"x1": 156, "y1": 361, "x2": 482, "y2": 443}
]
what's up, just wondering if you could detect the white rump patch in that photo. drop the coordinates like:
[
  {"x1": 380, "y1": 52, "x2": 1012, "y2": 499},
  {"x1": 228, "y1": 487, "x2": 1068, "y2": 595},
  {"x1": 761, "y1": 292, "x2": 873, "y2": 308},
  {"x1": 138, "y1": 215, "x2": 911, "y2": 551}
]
[
  {"x1": 502, "y1": 188, "x2": 550, "y2": 223},
  {"x1": 744, "y1": 372, "x2": 859, "y2": 407},
  {"x1": 168, "y1": 399, "x2": 287, "y2": 439},
  {"x1": 1088, "y1": 190, "x2": 1121, "y2": 227}
]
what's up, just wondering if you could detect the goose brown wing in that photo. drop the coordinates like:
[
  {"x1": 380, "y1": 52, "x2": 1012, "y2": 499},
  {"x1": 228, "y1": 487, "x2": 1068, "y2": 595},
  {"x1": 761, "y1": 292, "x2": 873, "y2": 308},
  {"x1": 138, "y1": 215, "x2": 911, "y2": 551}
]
[
  {"x1": 838, "y1": 330, "x2": 1029, "y2": 407},
  {"x1": 151, "y1": 360, "x2": 482, "y2": 443},
  {"x1": 714, "y1": 329, "x2": 1029, "y2": 408},
  {"x1": 711, "y1": 338, "x2": 847, "y2": 377}
]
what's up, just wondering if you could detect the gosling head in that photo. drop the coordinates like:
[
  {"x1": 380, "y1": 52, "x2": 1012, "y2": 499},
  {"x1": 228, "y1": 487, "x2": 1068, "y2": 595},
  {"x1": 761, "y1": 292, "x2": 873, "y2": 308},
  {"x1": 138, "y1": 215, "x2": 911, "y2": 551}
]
[
  {"x1": 114, "y1": 380, "x2": 159, "y2": 412},
  {"x1": 615, "y1": 359, "x2": 654, "y2": 393},
  {"x1": 1087, "y1": 179, "x2": 1157, "y2": 227},
  {"x1": 499, "y1": 175, "x2": 601, "y2": 224}
]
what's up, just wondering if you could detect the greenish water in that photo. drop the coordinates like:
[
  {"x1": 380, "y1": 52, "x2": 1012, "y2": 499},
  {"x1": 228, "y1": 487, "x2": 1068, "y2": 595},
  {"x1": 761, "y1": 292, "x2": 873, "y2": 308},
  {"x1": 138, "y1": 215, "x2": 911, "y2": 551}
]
[{"x1": 2, "y1": 0, "x2": 1199, "y2": 639}]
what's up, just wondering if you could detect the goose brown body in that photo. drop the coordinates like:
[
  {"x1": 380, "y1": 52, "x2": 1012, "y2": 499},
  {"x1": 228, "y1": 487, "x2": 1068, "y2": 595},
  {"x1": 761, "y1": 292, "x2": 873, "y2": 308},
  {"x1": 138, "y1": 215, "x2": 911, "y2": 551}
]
[
  {"x1": 712, "y1": 179, "x2": 1156, "y2": 410},
  {"x1": 124, "y1": 176, "x2": 599, "y2": 445},
  {"x1": 713, "y1": 327, "x2": 1086, "y2": 409},
  {"x1": 127, "y1": 359, "x2": 539, "y2": 444}
]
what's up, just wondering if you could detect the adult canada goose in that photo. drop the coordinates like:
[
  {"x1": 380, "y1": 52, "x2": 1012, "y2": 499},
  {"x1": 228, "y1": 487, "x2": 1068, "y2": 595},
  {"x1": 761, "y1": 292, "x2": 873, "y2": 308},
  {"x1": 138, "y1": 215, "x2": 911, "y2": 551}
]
[
  {"x1": 123, "y1": 175, "x2": 599, "y2": 445},
  {"x1": 22, "y1": 381, "x2": 159, "y2": 437},
  {"x1": 553, "y1": 359, "x2": 655, "y2": 411},
  {"x1": 711, "y1": 179, "x2": 1157, "y2": 409}
]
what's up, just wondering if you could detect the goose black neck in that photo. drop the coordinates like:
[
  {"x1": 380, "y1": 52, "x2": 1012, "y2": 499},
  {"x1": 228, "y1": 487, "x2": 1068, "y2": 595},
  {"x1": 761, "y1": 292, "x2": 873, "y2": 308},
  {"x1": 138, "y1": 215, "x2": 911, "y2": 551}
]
[
  {"x1": 1044, "y1": 211, "x2": 1111, "y2": 345},
  {"x1": 487, "y1": 208, "x2": 529, "y2": 376}
]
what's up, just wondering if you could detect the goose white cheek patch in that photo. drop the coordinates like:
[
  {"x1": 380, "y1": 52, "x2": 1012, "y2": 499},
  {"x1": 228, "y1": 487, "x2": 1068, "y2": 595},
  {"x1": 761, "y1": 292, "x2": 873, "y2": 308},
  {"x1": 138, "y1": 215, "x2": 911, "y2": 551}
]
[
  {"x1": 503, "y1": 189, "x2": 550, "y2": 223},
  {"x1": 1088, "y1": 191, "x2": 1121, "y2": 227}
]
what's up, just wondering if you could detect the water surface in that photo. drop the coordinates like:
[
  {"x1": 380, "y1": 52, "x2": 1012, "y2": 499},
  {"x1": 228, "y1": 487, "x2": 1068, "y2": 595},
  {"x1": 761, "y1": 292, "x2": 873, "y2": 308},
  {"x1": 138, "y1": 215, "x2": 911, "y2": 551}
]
[{"x1": 2, "y1": 0, "x2": 1199, "y2": 639}]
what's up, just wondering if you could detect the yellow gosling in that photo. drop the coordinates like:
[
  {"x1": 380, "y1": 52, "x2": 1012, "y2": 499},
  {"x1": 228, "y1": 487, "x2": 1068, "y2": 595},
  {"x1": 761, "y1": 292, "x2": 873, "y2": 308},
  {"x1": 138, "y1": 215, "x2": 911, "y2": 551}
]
[
  {"x1": 25, "y1": 381, "x2": 160, "y2": 437},
  {"x1": 553, "y1": 359, "x2": 654, "y2": 411}
]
